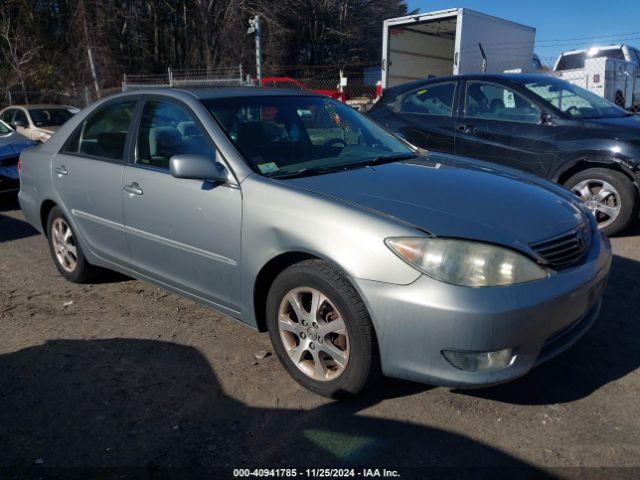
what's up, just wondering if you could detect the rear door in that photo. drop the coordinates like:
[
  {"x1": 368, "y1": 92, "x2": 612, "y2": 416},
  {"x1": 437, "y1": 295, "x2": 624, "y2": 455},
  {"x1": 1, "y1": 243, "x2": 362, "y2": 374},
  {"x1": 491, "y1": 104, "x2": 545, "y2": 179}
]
[
  {"x1": 455, "y1": 80, "x2": 557, "y2": 178},
  {"x1": 122, "y1": 96, "x2": 242, "y2": 311},
  {"x1": 376, "y1": 81, "x2": 460, "y2": 153},
  {"x1": 52, "y1": 97, "x2": 139, "y2": 264}
]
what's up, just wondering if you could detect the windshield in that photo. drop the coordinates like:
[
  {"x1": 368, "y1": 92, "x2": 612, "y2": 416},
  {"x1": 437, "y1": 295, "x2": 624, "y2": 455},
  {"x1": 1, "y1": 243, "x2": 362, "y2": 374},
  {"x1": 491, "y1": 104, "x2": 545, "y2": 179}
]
[
  {"x1": 556, "y1": 48, "x2": 625, "y2": 70},
  {"x1": 514, "y1": 77, "x2": 628, "y2": 119},
  {"x1": 28, "y1": 108, "x2": 74, "y2": 127},
  {"x1": 202, "y1": 95, "x2": 413, "y2": 178},
  {"x1": 0, "y1": 120, "x2": 12, "y2": 135}
]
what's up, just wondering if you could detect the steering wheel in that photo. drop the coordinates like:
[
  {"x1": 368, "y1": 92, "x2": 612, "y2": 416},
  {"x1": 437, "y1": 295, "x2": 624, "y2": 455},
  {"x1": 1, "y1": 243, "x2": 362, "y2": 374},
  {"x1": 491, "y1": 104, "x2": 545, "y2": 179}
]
[
  {"x1": 321, "y1": 138, "x2": 347, "y2": 155},
  {"x1": 565, "y1": 105, "x2": 580, "y2": 116}
]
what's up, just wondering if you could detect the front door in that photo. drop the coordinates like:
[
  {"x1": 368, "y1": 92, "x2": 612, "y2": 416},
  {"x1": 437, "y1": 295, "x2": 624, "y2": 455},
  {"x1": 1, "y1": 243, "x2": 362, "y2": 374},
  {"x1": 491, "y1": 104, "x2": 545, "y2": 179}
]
[
  {"x1": 122, "y1": 98, "x2": 242, "y2": 311},
  {"x1": 455, "y1": 80, "x2": 557, "y2": 178},
  {"x1": 52, "y1": 98, "x2": 138, "y2": 264}
]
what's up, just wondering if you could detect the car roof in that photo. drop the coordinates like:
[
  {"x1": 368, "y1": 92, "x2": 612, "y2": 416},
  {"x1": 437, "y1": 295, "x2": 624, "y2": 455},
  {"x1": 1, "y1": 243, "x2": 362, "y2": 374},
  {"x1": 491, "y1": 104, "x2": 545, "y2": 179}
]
[
  {"x1": 2, "y1": 104, "x2": 75, "y2": 110},
  {"x1": 385, "y1": 73, "x2": 554, "y2": 96},
  {"x1": 128, "y1": 86, "x2": 318, "y2": 100}
]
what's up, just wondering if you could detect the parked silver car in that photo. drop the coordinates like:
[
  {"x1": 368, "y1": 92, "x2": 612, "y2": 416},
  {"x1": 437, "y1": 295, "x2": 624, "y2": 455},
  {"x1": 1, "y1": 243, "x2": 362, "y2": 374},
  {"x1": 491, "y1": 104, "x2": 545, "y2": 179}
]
[{"x1": 18, "y1": 88, "x2": 611, "y2": 397}]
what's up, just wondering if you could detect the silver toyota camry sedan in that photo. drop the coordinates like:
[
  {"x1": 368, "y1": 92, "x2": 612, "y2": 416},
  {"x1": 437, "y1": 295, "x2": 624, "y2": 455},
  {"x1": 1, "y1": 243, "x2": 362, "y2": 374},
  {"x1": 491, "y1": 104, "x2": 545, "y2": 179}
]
[{"x1": 18, "y1": 88, "x2": 611, "y2": 397}]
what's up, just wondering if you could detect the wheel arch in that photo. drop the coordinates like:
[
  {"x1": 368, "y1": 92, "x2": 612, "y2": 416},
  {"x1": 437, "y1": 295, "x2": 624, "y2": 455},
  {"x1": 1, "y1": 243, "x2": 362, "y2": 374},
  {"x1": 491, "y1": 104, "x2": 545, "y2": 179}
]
[
  {"x1": 252, "y1": 250, "x2": 370, "y2": 334},
  {"x1": 40, "y1": 199, "x2": 58, "y2": 236},
  {"x1": 554, "y1": 157, "x2": 639, "y2": 191}
]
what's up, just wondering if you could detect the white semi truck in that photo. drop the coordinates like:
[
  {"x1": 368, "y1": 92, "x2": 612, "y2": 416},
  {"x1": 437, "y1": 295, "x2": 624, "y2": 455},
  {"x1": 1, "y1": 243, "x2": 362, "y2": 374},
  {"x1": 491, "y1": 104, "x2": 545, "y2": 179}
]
[
  {"x1": 381, "y1": 8, "x2": 536, "y2": 89},
  {"x1": 553, "y1": 45, "x2": 640, "y2": 111}
]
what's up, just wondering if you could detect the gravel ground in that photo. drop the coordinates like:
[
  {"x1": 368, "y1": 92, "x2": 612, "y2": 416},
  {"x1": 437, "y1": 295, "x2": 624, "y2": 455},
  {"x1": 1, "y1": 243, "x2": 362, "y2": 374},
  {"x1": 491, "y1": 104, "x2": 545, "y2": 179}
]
[{"x1": 1, "y1": 195, "x2": 639, "y2": 479}]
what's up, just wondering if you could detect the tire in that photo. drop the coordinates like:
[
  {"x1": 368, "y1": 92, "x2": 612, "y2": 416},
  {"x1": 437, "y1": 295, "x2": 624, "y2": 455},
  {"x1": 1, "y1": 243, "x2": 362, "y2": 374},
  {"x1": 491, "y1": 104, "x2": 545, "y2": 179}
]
[
  {"x1": 564, "y1": 168, "x2": 637, "y2": 236},
  {"x1": 266, "y1": 259, "x2": 379, "y2": 398},
  {"x1": 46, "y1": 206, "x2": 99, "y2": 283},
  {"x1": 614, "y1": 91, "x2": 625, "y2": 108}
]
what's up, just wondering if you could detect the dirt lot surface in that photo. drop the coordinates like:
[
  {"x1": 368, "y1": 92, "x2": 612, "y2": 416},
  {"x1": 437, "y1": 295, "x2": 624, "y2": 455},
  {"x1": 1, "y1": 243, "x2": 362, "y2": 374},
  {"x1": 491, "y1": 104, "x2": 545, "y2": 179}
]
[{"x1": 1, "y1": 195, "x2": 639, "y2": 479}]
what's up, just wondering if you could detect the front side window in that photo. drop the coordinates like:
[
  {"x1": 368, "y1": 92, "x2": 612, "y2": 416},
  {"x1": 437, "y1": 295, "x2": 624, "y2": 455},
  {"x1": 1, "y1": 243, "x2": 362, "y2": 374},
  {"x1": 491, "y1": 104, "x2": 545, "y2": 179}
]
[
  {"x1": 136, "y1": 100, "x2": 214, "y2": 170},
  {"x1": 465, "y1": 82, "x2": 541, "y2": 124},
  {"x1": 62, "y1": 100, "x2": 136, "y2": 161},
  {"x1": 203, "y1": 95, "x2": 413, "y2": 178},
  {"x1": 28, "y1": 108, "x2": 74, "y2": 128},
  {"x1": 398, "y1": 83, "x2": 456, "y2": 116},
  {"x1": 514, "y1": 76, "x2": 628, "y2": 119}
]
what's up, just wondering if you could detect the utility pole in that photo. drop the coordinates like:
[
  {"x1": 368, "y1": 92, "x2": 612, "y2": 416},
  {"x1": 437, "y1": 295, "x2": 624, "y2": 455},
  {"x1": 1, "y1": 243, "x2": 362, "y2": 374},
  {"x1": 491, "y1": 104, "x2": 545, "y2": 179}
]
[{"x1": 247, "y1": 15, "x2": 262, "y2": 83}]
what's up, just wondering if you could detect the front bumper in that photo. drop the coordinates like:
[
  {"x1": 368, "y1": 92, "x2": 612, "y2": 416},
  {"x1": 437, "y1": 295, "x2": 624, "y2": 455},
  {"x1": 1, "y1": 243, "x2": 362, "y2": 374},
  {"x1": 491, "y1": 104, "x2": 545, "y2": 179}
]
[{"x1": 355, "y1": 230, "x2": 612, "y2": 388}]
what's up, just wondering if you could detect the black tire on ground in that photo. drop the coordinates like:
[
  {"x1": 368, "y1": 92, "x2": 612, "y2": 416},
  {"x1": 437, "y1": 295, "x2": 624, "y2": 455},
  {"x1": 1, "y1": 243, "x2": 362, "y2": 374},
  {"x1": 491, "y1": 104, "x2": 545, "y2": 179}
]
[
  {"x1": 46, "y1": 206, "x2": 99, "y2": 283},
  {"x1": 564, "y1": 168, "x2": 637, "y2": 236},
  {"x1": 614, "y1": 91, "x2": 625, "y2": 108},
  {"x1": 266, "y1": 259, "x2": 380, "y2": 398}
]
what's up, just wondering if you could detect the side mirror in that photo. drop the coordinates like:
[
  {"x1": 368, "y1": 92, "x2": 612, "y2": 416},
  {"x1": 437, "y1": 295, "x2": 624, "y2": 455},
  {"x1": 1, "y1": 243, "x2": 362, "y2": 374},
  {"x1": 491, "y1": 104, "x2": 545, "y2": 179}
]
[
  {"x1": 540, "y1": 112, "x2": 555, "y2": 125},
  {"x1": 169, "y1": 154, "x2": 229, "y2": 183},
  {"x1": 12, "y1": 120, "x2": 25, "y2": 129}
]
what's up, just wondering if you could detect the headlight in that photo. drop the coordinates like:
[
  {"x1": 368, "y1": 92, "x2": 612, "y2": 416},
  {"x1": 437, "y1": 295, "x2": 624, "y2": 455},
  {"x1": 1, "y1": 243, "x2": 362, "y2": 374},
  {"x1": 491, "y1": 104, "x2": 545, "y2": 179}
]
[{"x1": 385, "y1": 237, "x2": 548, "y2": 287}]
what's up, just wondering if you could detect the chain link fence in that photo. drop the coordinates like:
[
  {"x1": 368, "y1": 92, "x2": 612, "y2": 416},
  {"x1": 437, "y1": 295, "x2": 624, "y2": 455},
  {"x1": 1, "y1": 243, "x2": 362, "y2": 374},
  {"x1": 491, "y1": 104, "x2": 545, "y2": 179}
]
[{"x1": 123, "y1": 66, "x2": 248, "y2": 91}]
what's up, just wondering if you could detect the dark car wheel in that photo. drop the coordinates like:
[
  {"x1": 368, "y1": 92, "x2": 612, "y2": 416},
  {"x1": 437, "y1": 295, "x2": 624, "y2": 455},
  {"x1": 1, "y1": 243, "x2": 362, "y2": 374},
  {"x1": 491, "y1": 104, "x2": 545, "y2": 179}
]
[
  {"x1": 46, "y1": 206, "x2": 99, "y2": 283},
  {"x1": 614, "y1": 91, "x2": 626, "y2": 108},
  {"x1": 565, "y1": 168, "x2": 637, "y2": 235},
  {"x1": 266, "y1": 259, "x2": 379, "y2": 398}
]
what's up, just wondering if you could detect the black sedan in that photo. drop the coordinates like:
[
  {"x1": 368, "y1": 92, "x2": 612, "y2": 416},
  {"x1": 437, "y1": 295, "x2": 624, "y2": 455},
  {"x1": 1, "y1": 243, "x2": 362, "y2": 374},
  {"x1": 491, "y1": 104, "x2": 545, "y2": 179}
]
[{"x1": 369, "y1": 74, "x2": 640, "y2": 235}]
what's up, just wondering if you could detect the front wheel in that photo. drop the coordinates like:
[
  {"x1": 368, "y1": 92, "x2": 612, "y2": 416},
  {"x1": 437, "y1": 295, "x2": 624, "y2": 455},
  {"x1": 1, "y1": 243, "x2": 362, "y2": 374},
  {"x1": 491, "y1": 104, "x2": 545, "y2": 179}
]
[
  {"x1": 266, "y1": 260, "x2": 379, "y2": 397},
  {"x1": 565, "y1": 168, "x2": 637, "y2": 235}
]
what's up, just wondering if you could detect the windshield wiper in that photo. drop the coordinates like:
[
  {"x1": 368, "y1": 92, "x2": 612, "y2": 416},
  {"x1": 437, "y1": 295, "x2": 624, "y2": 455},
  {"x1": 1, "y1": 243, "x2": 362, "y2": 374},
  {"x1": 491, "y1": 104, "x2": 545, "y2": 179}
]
[
  {"x1": 268, "y1": 165, "x2": 346, "y2": 179},
  {"x1": 269, "y1": 153, "x2": 418, "y2": 180}
]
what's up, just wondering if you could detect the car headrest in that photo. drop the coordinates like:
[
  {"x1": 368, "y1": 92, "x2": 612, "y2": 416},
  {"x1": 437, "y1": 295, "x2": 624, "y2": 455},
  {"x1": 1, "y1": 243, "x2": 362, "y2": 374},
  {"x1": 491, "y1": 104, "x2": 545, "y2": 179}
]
[
  {"x1": 177, "y1": 121, "x2": 199, "y2": 137},
  {"x1": 237, "y1": 122, "x2": 267, "y2": 146},
  {"x1": 149, "y1": 126, "x2": 181, "y2": 157},
  {"x1": 97, "y1": 131, "x2": 127, "y2": 159}
]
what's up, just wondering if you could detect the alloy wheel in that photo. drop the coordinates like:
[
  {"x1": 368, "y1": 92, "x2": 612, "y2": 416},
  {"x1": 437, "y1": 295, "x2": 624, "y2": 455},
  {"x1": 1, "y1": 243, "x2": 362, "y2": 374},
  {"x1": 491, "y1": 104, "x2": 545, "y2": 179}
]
[
  {"x1": 571, "y1": 179, "x2": 621, "y2": 229},
  {"x1": 277, "y1": 287, "x2": 350, "y2": 381},
  {"x1": 51, "y1": 217, "x2": 78, "y2": 273}
]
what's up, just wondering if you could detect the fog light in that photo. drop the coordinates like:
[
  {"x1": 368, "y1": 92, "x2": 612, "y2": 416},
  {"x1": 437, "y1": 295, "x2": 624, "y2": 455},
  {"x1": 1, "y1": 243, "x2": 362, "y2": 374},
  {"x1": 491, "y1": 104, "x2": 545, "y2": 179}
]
[{"x1": 442, "y1": 348, "x2": 515, "y2": 372}]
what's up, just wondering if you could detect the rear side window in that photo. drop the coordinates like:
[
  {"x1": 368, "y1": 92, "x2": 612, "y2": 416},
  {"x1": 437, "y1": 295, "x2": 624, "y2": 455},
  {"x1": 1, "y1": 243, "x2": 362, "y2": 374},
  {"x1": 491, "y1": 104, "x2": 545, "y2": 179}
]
[
  {"x1": 136, "y1": 100, "x2": 214, "y2": 170},
  {"x1": 398, "y1": 83, "x2": 456, "y2": 116},
  {"x1": 61, "y1": 100, "x2": 137, "y2": 161}
]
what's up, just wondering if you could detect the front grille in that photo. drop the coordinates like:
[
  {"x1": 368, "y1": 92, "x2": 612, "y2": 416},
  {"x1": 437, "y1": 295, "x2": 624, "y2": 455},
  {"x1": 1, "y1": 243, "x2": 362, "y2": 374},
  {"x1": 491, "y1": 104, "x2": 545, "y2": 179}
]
[
  {"x1": 530, "y1": 224, "x2": 591, "y2": 270},
  {"x1": 0, "y1": 155, "x2": 19, "y2": 167}
]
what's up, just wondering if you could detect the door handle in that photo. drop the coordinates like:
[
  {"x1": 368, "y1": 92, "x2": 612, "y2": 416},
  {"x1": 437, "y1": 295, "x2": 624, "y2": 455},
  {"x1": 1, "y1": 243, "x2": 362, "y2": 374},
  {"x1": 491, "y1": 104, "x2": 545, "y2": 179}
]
[
  {"x1": 123, "y1": 182, "x2": 143, "y2": 196},
  {"x1": 456, "y1": 124, "x2": 479, "y2": 135},
  {"x1": 55, "y1": 165, "x2": 69, "y2": 177}
]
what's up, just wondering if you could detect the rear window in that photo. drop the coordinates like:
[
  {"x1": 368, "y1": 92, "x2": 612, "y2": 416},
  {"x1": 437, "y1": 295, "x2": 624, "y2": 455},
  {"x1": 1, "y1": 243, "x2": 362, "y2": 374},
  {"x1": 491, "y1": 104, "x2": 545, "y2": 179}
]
[{"x1": 556, "y1": 49, "x2": 625, "y2": 71}]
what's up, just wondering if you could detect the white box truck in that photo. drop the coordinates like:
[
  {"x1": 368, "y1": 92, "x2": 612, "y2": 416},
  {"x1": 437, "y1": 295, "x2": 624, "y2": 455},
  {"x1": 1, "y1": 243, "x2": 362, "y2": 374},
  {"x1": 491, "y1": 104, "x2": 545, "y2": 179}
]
[{"x1": 381, "y1": 8, "x2": 536, "y2": 88}]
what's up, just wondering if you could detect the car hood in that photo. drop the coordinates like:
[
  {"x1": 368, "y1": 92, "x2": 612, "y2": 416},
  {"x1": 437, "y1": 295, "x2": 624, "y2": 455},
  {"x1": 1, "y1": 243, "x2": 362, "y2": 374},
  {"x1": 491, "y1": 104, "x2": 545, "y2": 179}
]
[
  {"x1": 285, "y1": 155, "x2": 587, "y2": 251},
  {"x1": 0, "y1": 131, "x2": 36, "y2": 158}
]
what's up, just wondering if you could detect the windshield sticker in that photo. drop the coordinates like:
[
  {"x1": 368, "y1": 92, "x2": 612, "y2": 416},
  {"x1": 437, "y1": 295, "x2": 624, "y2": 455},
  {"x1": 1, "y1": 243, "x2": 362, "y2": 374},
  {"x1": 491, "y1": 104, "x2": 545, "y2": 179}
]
[{"x1": 258, "y1": 162, "x2": 279, "y2": 173}]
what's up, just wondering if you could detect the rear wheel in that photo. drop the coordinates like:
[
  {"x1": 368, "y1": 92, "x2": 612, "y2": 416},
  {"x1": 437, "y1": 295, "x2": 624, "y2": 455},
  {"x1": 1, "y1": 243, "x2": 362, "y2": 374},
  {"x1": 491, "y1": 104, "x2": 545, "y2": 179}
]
[
  {"x1": 266, "y1": 260, "x2": 379, "y2": 397},
  {"x1": 564, "y1": 168, "x2": 637, "y2": 235},
  {"x1": 46, "y1": 206, "x2": 99, "y2": 283}
]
